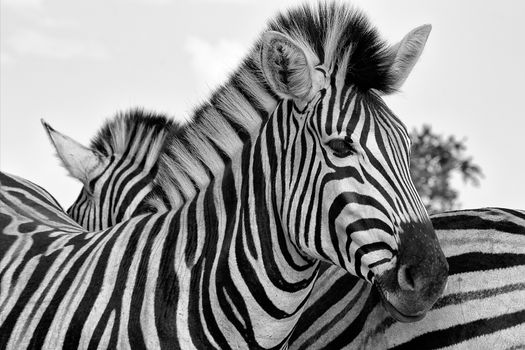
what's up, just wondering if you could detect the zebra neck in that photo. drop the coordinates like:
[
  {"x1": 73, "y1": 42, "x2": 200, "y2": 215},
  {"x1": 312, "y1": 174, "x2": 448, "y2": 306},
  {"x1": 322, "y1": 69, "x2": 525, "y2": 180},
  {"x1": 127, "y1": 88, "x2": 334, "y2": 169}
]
[{"x1": 154, "y1": 118, "x2": 320, "y2": 347}]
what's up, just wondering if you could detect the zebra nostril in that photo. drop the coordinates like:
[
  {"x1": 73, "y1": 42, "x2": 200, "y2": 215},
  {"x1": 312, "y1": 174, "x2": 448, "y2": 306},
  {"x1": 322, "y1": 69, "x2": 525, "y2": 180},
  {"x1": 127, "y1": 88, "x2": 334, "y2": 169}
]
[{"x1": 398, "y1": 264, "x2": 416, "y2": 291}]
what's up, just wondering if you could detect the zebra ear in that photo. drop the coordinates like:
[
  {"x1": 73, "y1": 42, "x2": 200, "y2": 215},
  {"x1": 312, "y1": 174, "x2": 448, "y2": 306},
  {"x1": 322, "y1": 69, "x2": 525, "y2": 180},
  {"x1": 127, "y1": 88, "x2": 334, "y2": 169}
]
[
  {"x1": 260, "y1": 31, "x2": 318, "y2": 101},
  {"x1": 388, "y1": 24, "x2": 432, "y2": 91},
  {"x1": 41, "y1": 119, "x2": 107, "y2": 185}
]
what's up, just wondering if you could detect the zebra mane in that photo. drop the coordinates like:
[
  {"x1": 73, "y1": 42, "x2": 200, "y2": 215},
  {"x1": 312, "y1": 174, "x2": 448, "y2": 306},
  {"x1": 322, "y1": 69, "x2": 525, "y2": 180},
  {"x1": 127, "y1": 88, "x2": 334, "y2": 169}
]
[
  {"x1": 151, "y1": 2, "x2": 396, "y2": 209},
  {"x1": 90, "y1": 109, "x2": 176, "y2": 159}
]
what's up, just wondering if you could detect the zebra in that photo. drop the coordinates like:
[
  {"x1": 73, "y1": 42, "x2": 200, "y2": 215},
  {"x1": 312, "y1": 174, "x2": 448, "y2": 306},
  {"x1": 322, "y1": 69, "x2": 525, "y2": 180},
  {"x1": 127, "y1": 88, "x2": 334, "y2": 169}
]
[
  {"x1": 42, "y1": 110, "x2": 175, "y2": 230},
  {"x1": 3, "y1": 170, "x2": 523, "y2": 349},
  {"x1": 0, "y1": 3, "x2": 448, "y2": 348},
  {"x1": 45, "y1": 0, "x2": 446, "y2": 322},
  {"x1": 45, "y1": 114, "x2": 525, "y2": 349}
]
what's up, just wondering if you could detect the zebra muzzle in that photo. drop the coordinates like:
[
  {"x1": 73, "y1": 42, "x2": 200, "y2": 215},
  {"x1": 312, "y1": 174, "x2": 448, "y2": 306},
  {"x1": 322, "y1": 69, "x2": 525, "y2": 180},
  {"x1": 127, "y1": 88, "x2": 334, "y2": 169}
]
[{"x1": 374, "y1": 286, "x2": 427, "y2": 323}]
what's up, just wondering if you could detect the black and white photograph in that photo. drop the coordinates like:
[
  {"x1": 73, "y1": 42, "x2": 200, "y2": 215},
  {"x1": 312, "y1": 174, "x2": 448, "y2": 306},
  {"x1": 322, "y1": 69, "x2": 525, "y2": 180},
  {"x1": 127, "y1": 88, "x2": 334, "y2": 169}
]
[{"x1": 1, "y1": 0, "x2": 524, "y2": 348}]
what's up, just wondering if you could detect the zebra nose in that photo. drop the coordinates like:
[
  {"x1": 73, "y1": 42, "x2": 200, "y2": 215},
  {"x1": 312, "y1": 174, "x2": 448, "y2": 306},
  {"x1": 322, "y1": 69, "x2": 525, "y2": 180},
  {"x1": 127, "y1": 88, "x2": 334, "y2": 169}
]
[
  {"x1": 394, "y1": 252, "x2": 448, "y2": 314},
  {"x1": 397, "y1": 261, "x2": 448, "y2": 295},
  {"x1": 397, "y1": 264, "x2": 416, "y2": 291}
]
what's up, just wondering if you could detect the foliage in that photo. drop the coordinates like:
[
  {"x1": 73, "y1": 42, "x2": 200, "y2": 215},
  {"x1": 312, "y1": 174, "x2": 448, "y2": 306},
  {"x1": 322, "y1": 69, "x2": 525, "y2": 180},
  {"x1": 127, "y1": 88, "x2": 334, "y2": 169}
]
[{"x1": 409, "y1": 125, "x2": 483, "y2": 214}]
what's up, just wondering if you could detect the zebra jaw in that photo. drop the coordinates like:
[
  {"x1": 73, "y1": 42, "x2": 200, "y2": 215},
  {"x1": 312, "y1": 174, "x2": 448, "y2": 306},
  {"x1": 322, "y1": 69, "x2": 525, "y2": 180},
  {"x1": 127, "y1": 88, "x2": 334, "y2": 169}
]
[{"x1": 374, "y1": 286, "x2": 426, "y2": 323}]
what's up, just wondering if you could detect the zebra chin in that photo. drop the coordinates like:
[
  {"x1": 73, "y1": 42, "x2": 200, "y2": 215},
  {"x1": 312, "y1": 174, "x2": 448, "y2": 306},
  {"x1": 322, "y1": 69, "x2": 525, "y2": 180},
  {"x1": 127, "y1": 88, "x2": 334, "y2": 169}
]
[{"x1": 374, "y1": 285, "x2": 427, "y2": 323}]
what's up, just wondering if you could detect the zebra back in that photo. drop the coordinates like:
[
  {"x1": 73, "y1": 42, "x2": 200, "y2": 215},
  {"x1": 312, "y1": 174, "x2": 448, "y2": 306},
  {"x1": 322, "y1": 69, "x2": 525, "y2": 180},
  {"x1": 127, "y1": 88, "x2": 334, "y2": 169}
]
[{"x1": 0, "y1": 172, "x2": 81, "y2": 231}]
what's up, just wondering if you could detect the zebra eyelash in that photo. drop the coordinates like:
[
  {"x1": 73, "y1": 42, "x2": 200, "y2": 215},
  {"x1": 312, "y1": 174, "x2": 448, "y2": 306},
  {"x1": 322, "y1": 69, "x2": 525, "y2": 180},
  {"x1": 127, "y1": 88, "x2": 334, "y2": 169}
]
[{"x1": 326, "y1": 138, "x2": 356, "y2": 157}]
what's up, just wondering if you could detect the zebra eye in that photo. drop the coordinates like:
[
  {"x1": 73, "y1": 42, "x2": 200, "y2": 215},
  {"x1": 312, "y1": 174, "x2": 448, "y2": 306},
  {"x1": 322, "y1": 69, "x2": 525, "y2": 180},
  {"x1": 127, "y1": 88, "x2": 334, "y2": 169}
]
[{"x1": 326, "y1": 138, "x2": 355, "y2": 157}]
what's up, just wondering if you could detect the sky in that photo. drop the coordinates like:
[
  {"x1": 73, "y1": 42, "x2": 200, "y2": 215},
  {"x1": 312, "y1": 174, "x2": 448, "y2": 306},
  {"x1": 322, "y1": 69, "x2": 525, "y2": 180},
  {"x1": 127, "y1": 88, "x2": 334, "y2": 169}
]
[{"x1": 1, "y1": 0, "x2": 524, "y2": 211}]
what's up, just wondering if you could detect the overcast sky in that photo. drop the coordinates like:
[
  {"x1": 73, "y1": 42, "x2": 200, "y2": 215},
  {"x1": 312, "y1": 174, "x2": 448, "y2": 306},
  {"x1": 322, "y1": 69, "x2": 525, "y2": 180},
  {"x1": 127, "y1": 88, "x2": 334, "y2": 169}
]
[{"x1": 1, "y1": 0, "x2": 524, "y2": 210}]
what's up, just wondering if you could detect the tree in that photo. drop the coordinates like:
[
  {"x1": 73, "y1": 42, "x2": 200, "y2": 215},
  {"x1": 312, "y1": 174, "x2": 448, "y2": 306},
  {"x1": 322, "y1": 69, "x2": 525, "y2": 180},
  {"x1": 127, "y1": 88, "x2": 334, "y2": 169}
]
[{"x1": 409, "y1": 125, "x2": 483, "y2": 214}]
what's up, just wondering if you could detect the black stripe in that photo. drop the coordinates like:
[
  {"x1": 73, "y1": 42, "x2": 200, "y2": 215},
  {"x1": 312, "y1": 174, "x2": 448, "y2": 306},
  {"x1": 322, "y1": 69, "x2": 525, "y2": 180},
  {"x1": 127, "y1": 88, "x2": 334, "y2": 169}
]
[
  {"x1": 448, "y1": 252, "x2": 525, "y2": 275},
  {"x1": 354, "y1": 242, "x2": 395, "y2": 280},
  {"x1": 433, "y1": 282, "x2": 525, "y2": 310},
  {"x1": 391, "y1": 309, "x2": 525, "y2": 350},
  {"x1": 324, "y1": 71, "x2": 338, "y2": 135},
  {"x1": 156, "y1": 213, "x2": 181, "y2": 349},
  {"x1": 128, "y1": 215, "x2": 166, "y2": 349},
  {"x1": 433, "y1": 214, "x2": 525, "y2": 235},
  {"x1": 498, "y1": 208, "x2": 525, "y2": 221}
]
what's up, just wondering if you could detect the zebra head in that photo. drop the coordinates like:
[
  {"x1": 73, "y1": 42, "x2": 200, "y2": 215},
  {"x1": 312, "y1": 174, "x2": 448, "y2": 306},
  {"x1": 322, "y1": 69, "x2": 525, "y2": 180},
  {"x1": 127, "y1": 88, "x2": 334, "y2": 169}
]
[
  {"x1": 259, "y1": 5, "x2": 448, "y2": 322},
  {"x1": 42, "y1": 111, "x2": 173, "y2": 230}
]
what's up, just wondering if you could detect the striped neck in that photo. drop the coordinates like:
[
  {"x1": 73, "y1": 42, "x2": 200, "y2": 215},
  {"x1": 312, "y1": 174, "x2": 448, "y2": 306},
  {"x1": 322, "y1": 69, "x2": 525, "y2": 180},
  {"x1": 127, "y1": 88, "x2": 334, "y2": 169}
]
[{"x1": 155, "y1": 101, "x2": 319, "y2": 348}]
